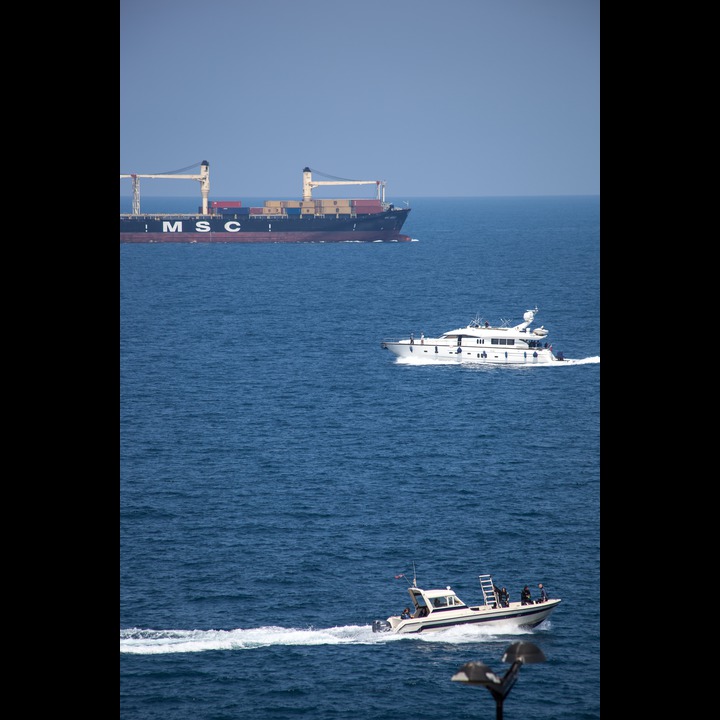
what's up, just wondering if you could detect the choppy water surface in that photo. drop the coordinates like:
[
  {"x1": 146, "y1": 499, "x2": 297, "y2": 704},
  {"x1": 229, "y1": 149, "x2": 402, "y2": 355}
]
[{"x1": 120, "y1": 195, "x2": 600, "y2": 719}]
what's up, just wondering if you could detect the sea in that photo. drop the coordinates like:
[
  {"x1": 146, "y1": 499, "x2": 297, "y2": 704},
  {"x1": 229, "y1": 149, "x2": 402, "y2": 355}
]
[{"x1": 120, "y1": 195, "x2": 600, "y2": 720}]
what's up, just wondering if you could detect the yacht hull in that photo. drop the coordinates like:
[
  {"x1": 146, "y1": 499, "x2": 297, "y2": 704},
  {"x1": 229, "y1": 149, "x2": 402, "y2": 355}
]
[{"x1": 381, "y1": 341, "x2": 558, "y2": 365}]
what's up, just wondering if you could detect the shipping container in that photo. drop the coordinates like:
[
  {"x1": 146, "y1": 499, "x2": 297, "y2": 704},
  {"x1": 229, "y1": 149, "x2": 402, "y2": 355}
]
[{"x1": 212, "y1": 201, "x2": 242, "y2": 207}]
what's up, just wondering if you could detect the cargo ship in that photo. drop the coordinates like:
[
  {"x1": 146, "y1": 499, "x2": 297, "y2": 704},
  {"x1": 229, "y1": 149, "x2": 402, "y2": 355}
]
[{"x1": 119, "y1": 161, "x2": 411, "y2": 243}]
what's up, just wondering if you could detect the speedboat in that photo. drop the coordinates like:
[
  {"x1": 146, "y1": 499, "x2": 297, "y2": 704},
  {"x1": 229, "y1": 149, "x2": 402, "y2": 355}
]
[
  {"x1": 380, "y1": 307, "x2": 565, "y2": 365},
  {"x1": 372, "y1": 572, "x2": 561, "y2": 634}
]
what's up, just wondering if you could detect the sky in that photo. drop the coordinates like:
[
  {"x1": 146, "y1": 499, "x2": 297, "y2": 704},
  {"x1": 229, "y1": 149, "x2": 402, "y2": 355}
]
[{"x1": 120, "y1": 0, "x2": 599, "y2": 199}]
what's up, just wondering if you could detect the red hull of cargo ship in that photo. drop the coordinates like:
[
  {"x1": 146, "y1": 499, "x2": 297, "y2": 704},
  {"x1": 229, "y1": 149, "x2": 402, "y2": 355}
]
[{"x1": 120, "y1": 231, "x2": 412, "y2": 243}]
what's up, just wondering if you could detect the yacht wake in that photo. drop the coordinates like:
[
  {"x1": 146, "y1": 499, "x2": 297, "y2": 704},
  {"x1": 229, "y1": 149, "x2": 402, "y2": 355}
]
[{"x1": 394, "y1": 355, "x2": 599, "y2": 367}]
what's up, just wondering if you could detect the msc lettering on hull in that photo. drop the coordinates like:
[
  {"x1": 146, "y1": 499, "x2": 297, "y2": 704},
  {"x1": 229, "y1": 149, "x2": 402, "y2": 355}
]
[{"x1": 161, "y1": 220, "x2": 243, "y2": 233}]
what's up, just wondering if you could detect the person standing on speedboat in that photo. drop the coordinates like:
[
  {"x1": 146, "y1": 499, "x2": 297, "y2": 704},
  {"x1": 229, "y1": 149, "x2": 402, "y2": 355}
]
[{"x1": 493, "y1": 584, "x2": 502, "y2": 607}]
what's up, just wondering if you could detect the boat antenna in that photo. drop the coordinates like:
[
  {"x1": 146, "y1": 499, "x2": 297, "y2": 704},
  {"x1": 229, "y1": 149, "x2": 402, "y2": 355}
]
[{"x1": 394, "y1": 564, "x2": 418, "y2": 588}]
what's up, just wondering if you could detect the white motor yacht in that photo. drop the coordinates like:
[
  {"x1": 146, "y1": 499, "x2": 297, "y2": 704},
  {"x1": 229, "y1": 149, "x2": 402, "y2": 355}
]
[{"x1": 380, "y1": 307, "x2": 565, "y2": 365}]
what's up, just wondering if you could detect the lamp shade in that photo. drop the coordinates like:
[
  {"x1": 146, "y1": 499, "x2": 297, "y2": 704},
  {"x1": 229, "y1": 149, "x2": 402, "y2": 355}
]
[
  {"x1": 501, "y1": 642, "x2": 546, "y2": 665},
  {"x1": 451, "y1": 662, "x2": 502, "y2": 685}
]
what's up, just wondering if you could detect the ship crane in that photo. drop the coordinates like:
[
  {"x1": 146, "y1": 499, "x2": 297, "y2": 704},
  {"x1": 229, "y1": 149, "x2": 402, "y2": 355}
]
[
  {"x1": 120, "y1": 161, "x2": 210, "y2": 215},
  {"x1": 302, "y1": 167, "x2": 386, "y2": 202}
]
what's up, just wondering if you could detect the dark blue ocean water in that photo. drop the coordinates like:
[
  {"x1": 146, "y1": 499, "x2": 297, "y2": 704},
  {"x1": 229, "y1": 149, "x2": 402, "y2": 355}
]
[{"x1": 120, "y1": 196, "x2": 600, "y2": 719}]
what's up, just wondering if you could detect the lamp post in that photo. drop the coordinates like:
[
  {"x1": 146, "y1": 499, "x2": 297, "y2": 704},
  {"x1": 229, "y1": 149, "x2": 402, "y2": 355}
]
[{"x1": 450, "y1": 641, "x2": 547, "y2": 720}]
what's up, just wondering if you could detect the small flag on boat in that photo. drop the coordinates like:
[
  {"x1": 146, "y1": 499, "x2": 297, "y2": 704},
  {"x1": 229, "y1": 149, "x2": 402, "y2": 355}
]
[{"x1": 394, "y1": 574, "x2": 403, "y2": 579}]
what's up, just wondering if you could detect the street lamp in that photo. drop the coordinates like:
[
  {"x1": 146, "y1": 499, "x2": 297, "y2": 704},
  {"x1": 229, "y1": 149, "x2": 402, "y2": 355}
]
[{"x1": 450, "y1": 641, "x2": 547, "y2": 720}]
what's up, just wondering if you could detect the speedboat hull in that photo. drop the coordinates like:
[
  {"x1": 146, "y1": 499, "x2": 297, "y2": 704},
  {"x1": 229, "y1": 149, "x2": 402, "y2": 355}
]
[{"x1": 374, "y1": 599, "x2": 561, "y2": 634}]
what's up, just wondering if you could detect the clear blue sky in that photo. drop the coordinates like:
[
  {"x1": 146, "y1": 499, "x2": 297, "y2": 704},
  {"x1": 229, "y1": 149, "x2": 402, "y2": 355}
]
[{"x1": 120, "y1": 0, "x2": 599, "y2": 198}]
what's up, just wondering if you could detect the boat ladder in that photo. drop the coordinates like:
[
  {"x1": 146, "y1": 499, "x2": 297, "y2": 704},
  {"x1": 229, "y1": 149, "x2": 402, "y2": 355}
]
[{"x1": 478, "y1": 574, "x2": 499, "y2": 607}]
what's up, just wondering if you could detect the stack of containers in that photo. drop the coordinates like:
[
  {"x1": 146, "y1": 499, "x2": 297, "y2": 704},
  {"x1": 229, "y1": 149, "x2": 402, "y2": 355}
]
[
  {"x1": 315, "y1": 199, "x2": 352, "y2": 217},
  {"x1": 202, "y1": 201, "x2": 249, "y2": 215},
  {"x1": 351, "y1": 199, "x2": 383, "y2": 214}
]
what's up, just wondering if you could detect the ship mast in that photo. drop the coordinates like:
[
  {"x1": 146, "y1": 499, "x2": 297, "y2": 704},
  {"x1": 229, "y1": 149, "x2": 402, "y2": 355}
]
[
  {"x1": 120, "y1": 161, "x2": 210, "y2": 215},
  {"x1": 302, "y1": 167, "x2": 386, "y2": 202}
]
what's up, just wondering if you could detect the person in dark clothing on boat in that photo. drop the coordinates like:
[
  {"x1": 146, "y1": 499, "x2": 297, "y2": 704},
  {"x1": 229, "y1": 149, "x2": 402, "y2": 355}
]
[
  {"x1": 521, "y1": 585, "x2": 532, "y2": 605},
  {"x1": 400, "y1": 607, "x2": 412, "y2": 619},
  {"x1": 537, "y1": 583, "x2": 548, "y2": 603},
  {"x1": 499, "y1": 587, "x2": 509, "y2": 607}
]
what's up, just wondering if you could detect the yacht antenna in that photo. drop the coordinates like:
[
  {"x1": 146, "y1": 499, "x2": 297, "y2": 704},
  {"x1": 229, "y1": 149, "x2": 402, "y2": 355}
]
[{"x1": 412, "y1": 562, "x2": 417, "y2": 587}]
